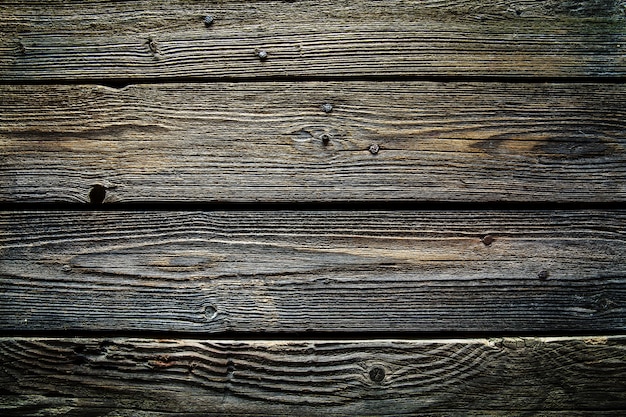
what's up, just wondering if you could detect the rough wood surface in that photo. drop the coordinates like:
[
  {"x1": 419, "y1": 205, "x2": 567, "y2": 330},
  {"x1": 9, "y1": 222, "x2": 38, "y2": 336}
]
[
  {"x1": 1, "y1": 0, "x2": 624, "y2": 80},
  {"x1": 2, "y1": 82, "x2": 625, "y2": 203},
  {"x1": 1, "y1": 210, "x2": 624, "y2": 333},
  {"x1": 1, "y1": 337, "x2": 625, "y2": 415}
]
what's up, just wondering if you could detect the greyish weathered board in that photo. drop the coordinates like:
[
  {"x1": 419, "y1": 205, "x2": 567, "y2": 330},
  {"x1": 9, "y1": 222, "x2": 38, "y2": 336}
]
[
  {"x1": 1, "y1": 210, "x2": 624, "y2": 333},
  {"x1": 0, "y1": 0, "x2": 624, "y2": 80},
  {"x1": 1, "y1": 82, "x2": 625, "y2": 203},
  {"x1": 1, "y1": 337, "x2": 626, "y2": 416}
]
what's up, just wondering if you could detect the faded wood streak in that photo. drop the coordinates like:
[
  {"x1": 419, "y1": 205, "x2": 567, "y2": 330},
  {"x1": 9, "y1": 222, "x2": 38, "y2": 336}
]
[
  {"x1": 1, "y1": 82, "x2": 625, "y2": 203},
  {"x1": 0, "y1": 1, "x2": 624, "y2": 79},
  {"x1": 1, "y1": 337, "x2": 626, "y2": 415},
  {"x1": 1, "y1": 210, "x2": 624, "y2": 333}
]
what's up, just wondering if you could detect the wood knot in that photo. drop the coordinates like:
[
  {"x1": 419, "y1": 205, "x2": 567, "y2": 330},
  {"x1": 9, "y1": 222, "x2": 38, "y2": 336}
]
[
  {"x1": 204, "y1": 305, "x2": 218, "y2": 320},
  {"x1": 369, "y1": 366, "x2": 386, "y2": 383},
  {"x1": 146, "y1": 37, "x2": 160, "y2": 56},
  {"x1": 320, "y1": 133, "x2": 332, "y2": 145}
]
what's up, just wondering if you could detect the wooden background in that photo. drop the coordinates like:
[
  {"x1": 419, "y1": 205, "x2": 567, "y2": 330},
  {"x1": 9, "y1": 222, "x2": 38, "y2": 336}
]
[{"x1": 1, "y1": 0, "x2": 625, "y2": 415}]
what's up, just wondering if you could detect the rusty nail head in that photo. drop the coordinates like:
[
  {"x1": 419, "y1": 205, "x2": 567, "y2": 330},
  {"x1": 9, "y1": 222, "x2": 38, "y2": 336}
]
[
  {"x1": 369, "y1": 144, "x2": 380, "y2": 155},
  {"x1": 321, "y1": 103, "x2": 333, "y2": 113},
  {"x1": 482, "y1": 235, "x2": 494, "y2": 246},
  {"x1": 204, "y1": 15, "x2": 214, "y2": 26},
  {"x1": 369, "y1": 366, "x2": 386, "y2": 383},
  {"x1": 257, "y1": 50, "x2": 268, "y2": 60},
  {"x1": 538, "y1": 270, "x2": 549, "y2": 280}
]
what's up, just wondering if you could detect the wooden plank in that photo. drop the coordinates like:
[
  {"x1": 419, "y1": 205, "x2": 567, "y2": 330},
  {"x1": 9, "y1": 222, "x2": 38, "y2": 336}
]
[
  {"x1": 1, "y1": 210, "x2": 624, "y2": 333},
  {"x1": 1, "y1": 0, "x2": 624, "y2": 80},
  {"x1": 1, "y1": 82, "x2": 625, "y2": 204},
  {"x1": 1, "y1": 337, "x2": 625, "y2": 415}
]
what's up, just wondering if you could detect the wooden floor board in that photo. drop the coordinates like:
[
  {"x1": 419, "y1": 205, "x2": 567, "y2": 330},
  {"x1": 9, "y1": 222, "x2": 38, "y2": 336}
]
[
  {"x1": 0, "y1": 0, "x2": 624, "y2": 80},
  {"x1": 1, "y1": 82, "x2": 625, "y2": 203},
  {"x1": 1, "y1": 337, "x2": 625, "y2": 415},
  {"x1": 1, "y1": 210, "x2": 624, "y2": 333}
]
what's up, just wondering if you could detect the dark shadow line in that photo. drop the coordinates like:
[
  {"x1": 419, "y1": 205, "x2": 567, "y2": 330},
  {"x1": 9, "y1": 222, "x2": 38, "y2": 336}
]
[
  {"x1": 0, "y1": 329, "x2": 623, "y2": 340},
  {"x1": 0, "y1": 200, "x2": 624, "y2": 212},
  {"x1": 0, "y1": 75, "x2": 625, "y2": 88}
]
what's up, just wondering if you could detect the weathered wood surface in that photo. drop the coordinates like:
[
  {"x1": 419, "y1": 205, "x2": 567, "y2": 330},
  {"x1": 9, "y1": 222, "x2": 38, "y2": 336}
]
[
  {"x1": 1, "y1": 210, "x2": 624, "y2": 333},
  {"x1": 1, "y1": 0, "x2": 624, "y2": 80},
  {"x1": 1, "y1": 337, "x2": 625, "y2": 415},
  {"x1": 2, "y1": 82, "x2": 625, "y2": 203}
]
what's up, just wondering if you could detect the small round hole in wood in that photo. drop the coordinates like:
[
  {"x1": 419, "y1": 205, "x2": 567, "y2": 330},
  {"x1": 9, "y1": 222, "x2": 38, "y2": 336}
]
[{"x1": 89, "y1": 185, "x2": 106, "y2": 205}]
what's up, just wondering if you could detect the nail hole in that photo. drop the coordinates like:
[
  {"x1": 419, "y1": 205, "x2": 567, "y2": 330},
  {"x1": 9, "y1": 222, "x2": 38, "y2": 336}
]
[
  {"x1": 226, "y1": 359, "x2": 235, "y2": 376},
  {"x1": 89, "y1": 185, "x2": 106, "y2": 205},
  {"x1": 73, "y1": 354, "x2": 89, "y2": 366},
  {"x1": 538, "y1": 270, "x2": 549, "y2": 280},
  {"x1": 320, "y1": 133, "x2": 332, "y2": 145},
  {"x1": 369, "y1": 366, "x2": 386, "y2": 383},
  {"x1": 482, "y1": 235, "x2": 494, "y2": 246}
]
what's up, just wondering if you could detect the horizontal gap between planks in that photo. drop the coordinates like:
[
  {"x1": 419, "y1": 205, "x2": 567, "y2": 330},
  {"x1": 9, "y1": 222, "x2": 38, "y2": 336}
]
[
  {"x1": 1, "y1": 75, "x2": 625, "y2": 88},
  {"x1": 1, "y1": 200, "x2": 624, "y2": 212},
  {"x1": 1, "y1": 329, "x2": 625, "y2": 341}
]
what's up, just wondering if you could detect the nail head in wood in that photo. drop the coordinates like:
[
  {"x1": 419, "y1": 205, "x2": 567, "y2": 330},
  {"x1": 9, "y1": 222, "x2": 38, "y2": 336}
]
[
  {"x1": 369, "y1": 366, "x2": 386, "y2": 383},
  {"x1": 257, "y1": 50, "x2": 268, "y2": 60},
  {"x1": 321, "y1": 103, "x2": 333, "y2": 113},
  {"x1": 320, "y1": 133, "x2": 332, "y2": 145},
  {"x1": 482, "y1": 235, "x2": 494, "y2": 246},
  {"x1": 538, "y1": 270, "x2": 550, "y2": 280},
  {"x1": 203, "y1": 15, "x2": 214, "y2": 26},
  {"x1": 369, "y1": 143, "x2": 380, "y2": 155}
]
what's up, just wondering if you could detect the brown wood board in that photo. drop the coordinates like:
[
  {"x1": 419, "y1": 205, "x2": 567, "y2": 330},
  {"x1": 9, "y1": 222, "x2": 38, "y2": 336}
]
[
  {"x1": 2, "y1": 82, "x2": 625, "y2": 204},
  {"x1": 1, "y1": 0, "x2": 624, "y2": 80},
  {"x1": 1, "y1": 210, "x2": 624, "y2": 333},
  {"x1": 1, "y1": 337, "x2": 625, "y2": 415}
]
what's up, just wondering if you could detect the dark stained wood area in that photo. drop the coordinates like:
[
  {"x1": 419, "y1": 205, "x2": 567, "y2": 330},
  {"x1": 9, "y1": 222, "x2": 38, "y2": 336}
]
[{"x1": 1, "y1": 0, "x2": 625, "y2": 415}]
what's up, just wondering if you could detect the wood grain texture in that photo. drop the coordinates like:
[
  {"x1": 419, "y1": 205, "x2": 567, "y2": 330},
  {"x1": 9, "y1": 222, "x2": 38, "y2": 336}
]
[
  {"x1": 1, "y1": 337, "x2": 626, "y2": 415},
  {"x1": 0, "y1": 0, "x2": 624, "y2": 80},
  {"x1": 1, "y1": 210, "x2": 624, "y2": 333},
  {"x1": 2, "y1": 82, "x2": 625, "y2": 203}
]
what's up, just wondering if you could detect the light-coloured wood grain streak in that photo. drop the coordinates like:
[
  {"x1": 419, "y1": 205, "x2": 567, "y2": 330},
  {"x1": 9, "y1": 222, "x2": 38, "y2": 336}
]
[
  {"x1": 1, "y1": 82, "x2": 625, "y2": 203},
  {"x1": 1, "y1": 337, "x2": 626, "y2": 415},
  {"x1": 1, "y1": 210, "x2": 624, "y2": 333},
  {"x1": 0, "y1": 0, "x2": 624, "y2": 80}
]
